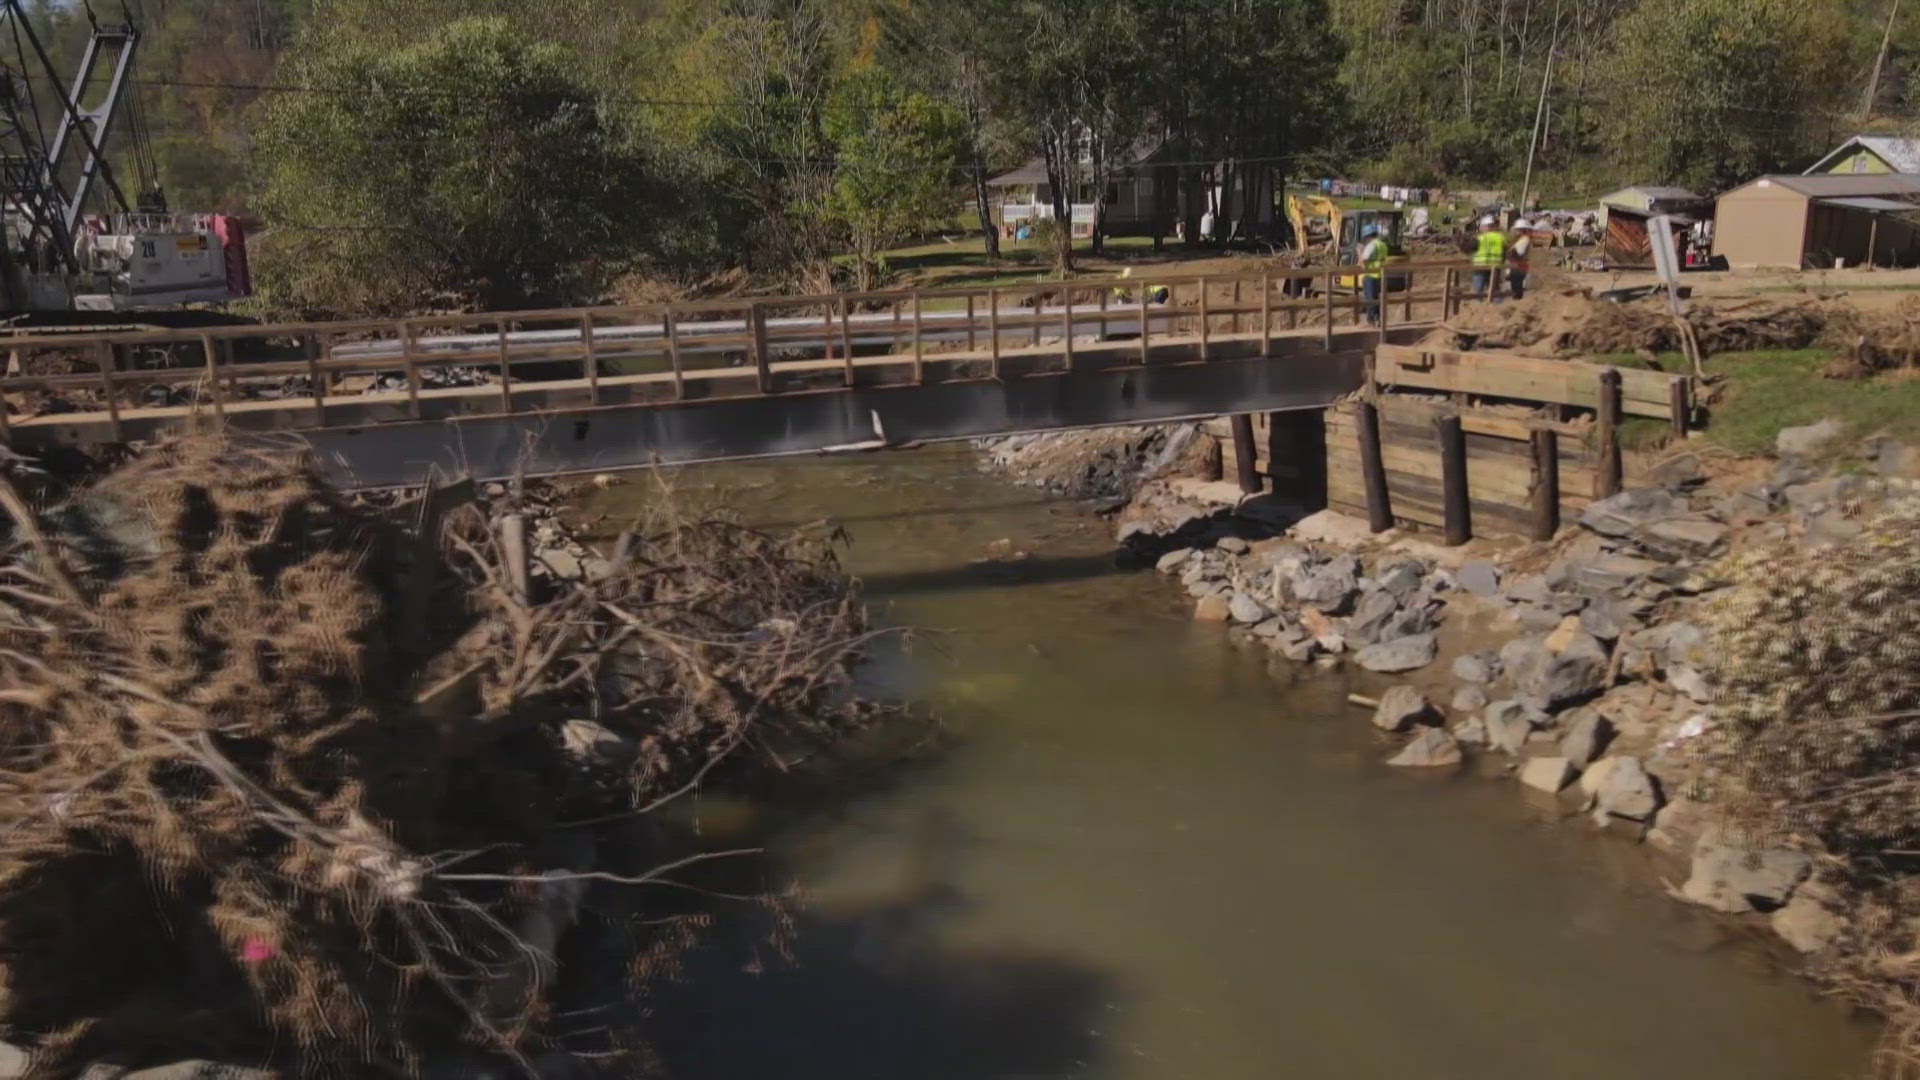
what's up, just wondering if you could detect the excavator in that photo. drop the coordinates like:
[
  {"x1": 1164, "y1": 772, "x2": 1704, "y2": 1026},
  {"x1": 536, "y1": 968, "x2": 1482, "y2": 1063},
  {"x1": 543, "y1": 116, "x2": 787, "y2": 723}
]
[
  {"x1": 0, "y1": 0, "x2": 249, "y2": 320},
  {"x1": 1284, "y1": 192, "x2": 1409, "y2": 292}
]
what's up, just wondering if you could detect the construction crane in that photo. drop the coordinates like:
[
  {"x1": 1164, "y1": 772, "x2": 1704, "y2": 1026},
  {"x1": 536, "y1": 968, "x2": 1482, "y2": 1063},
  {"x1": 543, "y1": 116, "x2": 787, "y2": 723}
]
[{"x1": 0, "y1": 0, "x2": 249, "y2": 318}]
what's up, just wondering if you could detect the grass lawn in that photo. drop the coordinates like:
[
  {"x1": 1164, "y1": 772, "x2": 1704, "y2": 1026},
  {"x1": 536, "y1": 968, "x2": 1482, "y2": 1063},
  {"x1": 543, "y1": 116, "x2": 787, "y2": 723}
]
[{"x1": 1697, "y1": 348, "x2": 1920, "y2": 455}]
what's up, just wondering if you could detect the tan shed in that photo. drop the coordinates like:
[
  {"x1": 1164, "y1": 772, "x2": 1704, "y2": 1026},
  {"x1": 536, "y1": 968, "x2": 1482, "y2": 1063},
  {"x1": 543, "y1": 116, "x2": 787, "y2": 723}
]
[{"x1": 1713, "y1": 174, "x2": 1920, "y2": 269}]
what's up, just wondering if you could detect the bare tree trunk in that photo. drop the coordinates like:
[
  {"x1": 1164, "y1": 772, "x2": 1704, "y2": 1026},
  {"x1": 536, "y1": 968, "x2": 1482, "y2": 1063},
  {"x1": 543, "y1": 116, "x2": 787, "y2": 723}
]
[
  {"x1": 972, "y1": 158, "x2": 1000, "y2": 262},
  {"x1": 1864, "y1": 0, "x2": 1903, "y2": 120}
]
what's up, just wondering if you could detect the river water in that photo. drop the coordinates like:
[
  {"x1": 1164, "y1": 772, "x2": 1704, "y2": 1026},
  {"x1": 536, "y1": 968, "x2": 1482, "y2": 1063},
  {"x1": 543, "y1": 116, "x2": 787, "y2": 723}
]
[{"x1": 594, "y1": 445, "x2": 1873, "y2": 1080}]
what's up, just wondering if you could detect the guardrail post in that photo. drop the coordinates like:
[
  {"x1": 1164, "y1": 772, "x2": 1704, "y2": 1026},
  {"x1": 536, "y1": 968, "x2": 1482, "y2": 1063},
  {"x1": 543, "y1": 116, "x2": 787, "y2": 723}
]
[
  {"x1": 666, "y1": 310, "x2": 687, "y2": 400},
  {"x1": 95, "y1": 343, "x2": 122, "y2": 442},
  {"x1": 1197, "y1": 277, "x2": 1209, "y2": 360},
  {"x1": 1031, "y1": 291, "x2": 1041, "y2": 347},
  {"x1": 1322, "y1": 271, "x2": 1335, "y2": 351},
  {"x1": 751, "y1": 303, "x2": 772, "y2": 393},
  {"x1": 912, "y1": 293, "x2": 925, "y2": 383},
  {"x1": 1138, "y1": 286, "x2": 1151, "y2": 365},
  {"x1": 1669, "y1": 376, "x2": 1691, "y2": 441},
  {"x1": 837, "y1": 299, "x2": 854, "y2": 387},
  {"x1": 1230, "y1": 279, "x2": 1242, "y2": 336},
  {"x1": 1436, "y1": 413, "x2": 1470, "y2": 546},
  {"x1": 1062, "y1": 288, "x2": 1074, "y2": 370},
  {"x1": 1442, "y1": 268, "x2": 1455, "y2": 321},
  {"x1": 579, "y1": 313, "x2": 600, "y2": 405},
  {"x1": 966, "y1": 294, "x2": 977, "y2": 352},
  {"x1": 304, "y1": 332, "x2": 326, "y2": 426},
  {"x1": 199, "y1": 334, "x2": 225, "y2": 418},
  {"x1": 1231, "y1": 413, "x2": 1260, "y2": 495},
  {"x1": 989, "y1": 287, "x2": 1003, "y2": 377},
  {"x1": 496, "y1": 320, "x2": 514, "y2": 412},
  {"x1": 399, "y1": 321, "x2": 423, "y2": 419},
  {"x1": 1402, "y1": 266, "x2": 1415, "y2": 323},
  {"x1": 1260, "y1": 271, "x2": 1273, "y2": 354},
  {"x1": 1530, "y1": 427, "x2": 1560, "y2": 541},
  {"x1": 1097, "y1": 286, "x2": 1108, "y2": 340},
  {"x1": 1596, "y1": 367, "x2": 1623, "y2": 498}
]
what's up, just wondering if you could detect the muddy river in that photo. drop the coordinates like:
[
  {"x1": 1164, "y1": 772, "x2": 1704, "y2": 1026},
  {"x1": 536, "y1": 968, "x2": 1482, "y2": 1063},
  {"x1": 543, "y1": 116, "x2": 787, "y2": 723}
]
[{"x1": 593, "y1": 445, "x2": 1873, "y2": 1080}]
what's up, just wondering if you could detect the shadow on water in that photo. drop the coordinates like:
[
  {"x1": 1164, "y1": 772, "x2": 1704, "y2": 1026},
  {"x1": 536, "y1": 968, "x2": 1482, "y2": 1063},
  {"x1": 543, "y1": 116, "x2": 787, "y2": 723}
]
[{"x1": 644, "y1": 897, "x2": 1110, "y2": 1080}]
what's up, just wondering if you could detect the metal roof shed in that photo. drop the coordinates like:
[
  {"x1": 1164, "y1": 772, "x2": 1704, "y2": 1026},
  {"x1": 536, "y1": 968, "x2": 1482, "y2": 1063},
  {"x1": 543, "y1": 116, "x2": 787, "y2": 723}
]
[{"x1": 1713, "y1": 174, "x2": 1920, "y2": 268}]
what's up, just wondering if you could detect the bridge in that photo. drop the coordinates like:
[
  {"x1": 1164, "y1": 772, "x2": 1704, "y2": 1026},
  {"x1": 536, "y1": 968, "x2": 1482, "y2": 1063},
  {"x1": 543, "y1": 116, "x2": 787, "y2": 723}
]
[{"x1": 0, "y1": 262, "x2": 1469, "y2": 488}]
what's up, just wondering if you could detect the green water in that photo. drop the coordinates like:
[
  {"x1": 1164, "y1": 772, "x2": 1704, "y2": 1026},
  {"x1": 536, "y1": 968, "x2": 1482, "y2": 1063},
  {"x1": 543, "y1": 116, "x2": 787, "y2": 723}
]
[{"x1": 595, "y1": 445, "x2": 1873, "y2": 1080}]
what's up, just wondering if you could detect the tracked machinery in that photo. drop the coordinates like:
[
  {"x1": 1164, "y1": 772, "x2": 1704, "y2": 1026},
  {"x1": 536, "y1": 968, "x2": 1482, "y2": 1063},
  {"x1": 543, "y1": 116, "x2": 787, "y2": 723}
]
[{"x1": 0, "y1": 0, "x2": 249, "y2": 322}]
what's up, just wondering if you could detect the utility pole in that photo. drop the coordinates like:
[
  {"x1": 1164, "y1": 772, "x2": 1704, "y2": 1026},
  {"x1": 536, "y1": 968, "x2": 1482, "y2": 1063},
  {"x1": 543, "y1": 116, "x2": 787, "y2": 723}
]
[
  {"x1": 1518, "y1": 21, "x2": 1560, "y2": 216},
  {"x1": 1864, "y1": 0, "x2": 1902, "y2": 120}
]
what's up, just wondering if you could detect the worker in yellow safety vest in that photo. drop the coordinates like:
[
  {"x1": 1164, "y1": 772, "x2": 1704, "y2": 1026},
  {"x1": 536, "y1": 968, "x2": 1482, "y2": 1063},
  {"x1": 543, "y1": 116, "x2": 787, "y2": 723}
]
[
  {"x1": 1472, "y1": 216, "x2": 1506, "y2": 302},
  {"x1": 1357, "y1": 224, "x2": 1389, "y2": 325}
]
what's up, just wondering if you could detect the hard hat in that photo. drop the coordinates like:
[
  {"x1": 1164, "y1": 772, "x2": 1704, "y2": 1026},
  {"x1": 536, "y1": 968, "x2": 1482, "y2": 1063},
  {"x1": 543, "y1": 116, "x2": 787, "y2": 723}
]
[
  {"x1": 1479, "y1": 216, "x2": 1496, "y2": 228},
  {"x1": 1361, "y1": 224, "x2": 1379, "y2": 238},
  {"x1": 1514, "y1": 219, "x2": 1533, "y2": 231},
  {"x1": 1120, "y1": 267, "x2": 1133, "y2": 279}
]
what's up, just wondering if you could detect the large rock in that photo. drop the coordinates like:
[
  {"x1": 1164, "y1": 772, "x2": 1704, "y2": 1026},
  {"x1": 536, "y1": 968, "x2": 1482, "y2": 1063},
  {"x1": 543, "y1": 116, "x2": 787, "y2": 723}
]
[
  {"x1": 0, "y1": 1043, "x2": 24, "y2": 1080},
  {"x1": 1588, "y1": 755, "x2": 1661, "y2": 820},
  {"x1": 1354, "y1": 633, "x2": 1437, "y2": 673},
  {"x1": 1156, "y1": 548, "x2": 1194, "y2": 573},
  {"x1": 1451, "y1": 684, "x2": 1489, "y2": 714},
  {"x1": 1519, "y1": 755, "x2": 1579, "y2": 793},
  {"x1": 1567, "y1": 553, "x2": 1665, "y2": 596},
  {"x1": 1637, "y1": 517, "x2": 1730, "y2": 562},
  {"x1": 1771, "y1": 891, "x2": 1847, "y2": 953},
  {"x1": 1681, "y1": 837, "x2": 1812, "y2": 914},
  {"x1": 1451, "y1": 716, "x2": 1490, "y2": 747},
  {"x1": 1775, "y1": 417, "x2": 1845, "y2": 459},
  {"x1": 1452, "y1": 651, "x2": 1501, "y2": 684},
  {"x1": 1217, "y1": 536, "x2": 1250, "y2": 554},
  {"x1": 1389, "y1": 727, "x2": 1463, "y2": 767},
  {"x1": 1456, "y1": 560, "x2": 1502, "y2": 596},
  {"x1": 1372, "y1": 685, "x2": 1438, "y2": 732},
  {"x1": 1558, "y1": 711, "x2": 1615, "y2": 770},
  {"x1": 1347, "y1": 589, "x2": 1402, "y2": 645},
  {"x1": 1294, "y1": 561, "x2": 1360, "y2": 614},
  {"x1": 1484, "y1": 700, "x2": 1545, "y2": 755},
  {"x1": 1228, "y1": 591, "x2": 1270, "y2": 624},
  {"x1": 1509, "y1": 629, "x2": 1610, "y2": 709},
  {"x1": 1374, "y1": 559, "x2": 1428, "y2": 600},
  {"x1": 1193, "y1": 593, "x2": 1232, "y2": 621},
  {"x1": 1580, "y1": 488, "x2": 1682, "y2": 539}
]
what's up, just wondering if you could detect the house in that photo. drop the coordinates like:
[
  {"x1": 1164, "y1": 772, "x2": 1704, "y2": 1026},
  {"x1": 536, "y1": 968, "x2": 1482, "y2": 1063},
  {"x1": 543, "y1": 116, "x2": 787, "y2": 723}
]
[
  {"x1": 987, "y1": 133, "x2": 1279, "y2": 241},
  {"x1": 987, "y1": 136, "x2": 1165, "y2": 239},
  {"x1": 1712, "y1": 174, "x2": 1920, "y2": 269},
  {"x1": 1804, "y1": 135, "x2": 1920, "y2": 176},
  {"x1": 1597, "y1": 186, "x2": 1708, "y2": 268}
]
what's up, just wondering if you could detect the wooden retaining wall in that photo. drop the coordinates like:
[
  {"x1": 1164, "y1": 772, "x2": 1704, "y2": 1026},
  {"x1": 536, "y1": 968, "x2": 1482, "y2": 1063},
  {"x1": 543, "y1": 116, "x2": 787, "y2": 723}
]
[{"x1": 1216, "y1": 345, "x2": 1694, "y2": 543}]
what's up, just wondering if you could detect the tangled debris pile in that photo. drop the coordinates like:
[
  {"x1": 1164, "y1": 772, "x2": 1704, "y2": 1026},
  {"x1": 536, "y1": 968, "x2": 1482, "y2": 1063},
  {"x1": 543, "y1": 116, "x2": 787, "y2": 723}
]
[
  {"x1": 1695, "y1": 502, "x2": 1920, "y2": 1074},
  {"x1": 977, "y1": 423, "x2": 1219, "y2": 499},
  {"x1": 0, "y1": 439, "x2": 889, "y2": 1075},
  {"x1": 1426, "y1": 291, "x2": 1834, "y2": 360}
]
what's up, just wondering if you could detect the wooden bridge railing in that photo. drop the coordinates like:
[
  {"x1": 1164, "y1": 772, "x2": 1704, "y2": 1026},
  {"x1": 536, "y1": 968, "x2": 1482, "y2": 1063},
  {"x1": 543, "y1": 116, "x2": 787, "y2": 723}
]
[{"x1": 0, "y1": 260, "x2": 1470, "y2": 446}]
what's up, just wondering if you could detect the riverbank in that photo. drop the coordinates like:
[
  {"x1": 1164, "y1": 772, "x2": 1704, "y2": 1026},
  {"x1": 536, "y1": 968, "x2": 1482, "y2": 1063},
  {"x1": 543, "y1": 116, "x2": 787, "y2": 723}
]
[{"x1": 1097, "y1": 415, "x2": 1920, "y2": 1062}]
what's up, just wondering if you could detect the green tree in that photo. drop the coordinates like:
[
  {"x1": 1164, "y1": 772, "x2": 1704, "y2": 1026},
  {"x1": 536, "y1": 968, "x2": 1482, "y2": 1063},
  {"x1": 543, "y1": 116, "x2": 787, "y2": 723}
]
[
  {"x1": 251, "y1": 16, "x2": 655, "y2": 314},
  {"x1": 1597, "y1": 0, "x2": 1851, "y2": 190},
  {"x1": 818, "y1": 69, "x2": 965, "y2": 290}
]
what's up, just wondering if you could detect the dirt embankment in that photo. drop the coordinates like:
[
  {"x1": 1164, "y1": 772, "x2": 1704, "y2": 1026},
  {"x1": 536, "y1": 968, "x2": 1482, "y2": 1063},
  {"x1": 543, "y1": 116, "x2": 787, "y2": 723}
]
[{"x1": 0, "y1": 440, "x2": 897, "y2": 1077}]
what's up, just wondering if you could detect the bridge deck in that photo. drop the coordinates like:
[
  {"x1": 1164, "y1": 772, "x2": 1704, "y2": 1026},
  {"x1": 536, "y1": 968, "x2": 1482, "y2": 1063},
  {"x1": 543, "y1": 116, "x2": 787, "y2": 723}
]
[{"x1": 0, "y1": 262, "x2": 1467, "y2": 486}]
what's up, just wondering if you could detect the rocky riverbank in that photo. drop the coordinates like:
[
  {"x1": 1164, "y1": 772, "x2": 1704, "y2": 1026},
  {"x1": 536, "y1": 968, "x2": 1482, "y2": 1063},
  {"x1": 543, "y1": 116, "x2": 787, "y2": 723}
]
[{"x1": 1132, "y1": 416, "x2": 1918, "y2": 968}]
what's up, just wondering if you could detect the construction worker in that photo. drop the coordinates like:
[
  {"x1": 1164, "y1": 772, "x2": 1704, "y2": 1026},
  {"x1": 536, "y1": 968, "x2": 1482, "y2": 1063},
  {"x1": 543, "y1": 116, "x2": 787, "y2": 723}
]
[
  {"x1": 1507, "y1": 219, "x2": 1534, "y2": 301},
  {"x1": 1472, "y1": 216, "x2": 1506, "y2": 302},
  {"x1": 1357, "y1": 224, "x2": 1388, "y2": 325}
]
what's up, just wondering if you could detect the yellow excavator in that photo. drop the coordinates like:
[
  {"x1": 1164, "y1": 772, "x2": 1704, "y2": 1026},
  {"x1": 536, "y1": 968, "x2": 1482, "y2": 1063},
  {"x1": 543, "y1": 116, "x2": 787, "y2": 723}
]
[{"x1": 1285, "y1": 194, "x2": 1409, "y2": 291}]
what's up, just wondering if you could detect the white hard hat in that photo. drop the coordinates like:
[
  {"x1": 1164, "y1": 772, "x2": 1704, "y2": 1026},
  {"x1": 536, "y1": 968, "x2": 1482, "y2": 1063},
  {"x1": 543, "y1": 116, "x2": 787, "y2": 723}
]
[
  {"x1": 1479, "y1": 216, "x2": 1496, "y2": 227},
  {"x1": 1514, "y1": 219, "x2": 1534, "y2": 230}
]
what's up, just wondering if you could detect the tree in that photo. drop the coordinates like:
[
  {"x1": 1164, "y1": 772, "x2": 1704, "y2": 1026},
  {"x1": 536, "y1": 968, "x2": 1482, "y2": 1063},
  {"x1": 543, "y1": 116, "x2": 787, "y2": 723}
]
[
  {"x1": 818, "y1": 70, "x2": 965, "y2": 291},
  {"x1": 251, "y1": 16, "x2": 655, "y2": 314},
  {"x1": 1596, "y1": 0, "x2": 1851, "y2": 190}
]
